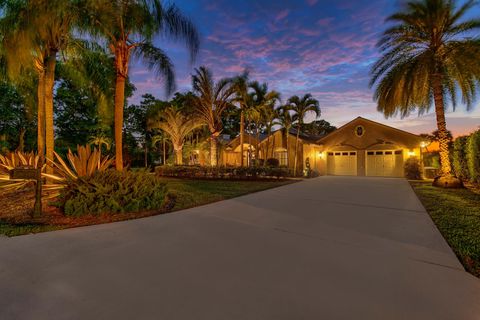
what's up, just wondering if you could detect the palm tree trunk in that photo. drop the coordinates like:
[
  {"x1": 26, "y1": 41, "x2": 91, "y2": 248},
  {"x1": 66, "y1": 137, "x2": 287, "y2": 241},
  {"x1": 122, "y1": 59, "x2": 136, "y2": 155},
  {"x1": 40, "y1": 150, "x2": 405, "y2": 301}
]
[
  {"x1": 432, "y1": 76, "x2": 453, "y2": 176},
  {"x1": 44, "y1": 53, "x2": 57, "y2": 175},
  {"x1": 175, "y1": 146, "x2": 183, "y2": 165},
  {"x1": 240, "y1": 110, "x2": 245, "y2": 166},
  {"x1": 36, "y1": 69, "x2": 46, "y2": 159},
  {"x1": 114, "y1": 74, "x2": 126, "y2": 171},
  {"x1": 285, "y1": 128, "x2": 289, "y2": 167},
  {"x1": 210, "y1": 133, "x2": 218, "y2": 166},
  {"x1": 294, "y1": 126, "x2": 300, "y2": 176},
  {"x1": 163, "y1": 139, "x2": 166, "y2": 164},
  {"x1": 17, "y1": 128, "x2": 25, "y2": 152}
]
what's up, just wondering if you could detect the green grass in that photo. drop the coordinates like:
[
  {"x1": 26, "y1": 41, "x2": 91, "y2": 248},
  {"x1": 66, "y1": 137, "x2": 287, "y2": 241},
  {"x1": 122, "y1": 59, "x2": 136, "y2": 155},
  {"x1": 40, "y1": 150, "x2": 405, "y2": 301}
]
[
  {"x1": 410, "y1": 181, "x2": 480, "y2": 277},
  {"x1": 164, "y1": 178, "x2": 295, "y2": 211},
  {"x1": 0, "y1": 179, "x2": 294, "y2": 237},
  {"x1": 0, "y1": 222, "x2": 64, "y2": 237}
]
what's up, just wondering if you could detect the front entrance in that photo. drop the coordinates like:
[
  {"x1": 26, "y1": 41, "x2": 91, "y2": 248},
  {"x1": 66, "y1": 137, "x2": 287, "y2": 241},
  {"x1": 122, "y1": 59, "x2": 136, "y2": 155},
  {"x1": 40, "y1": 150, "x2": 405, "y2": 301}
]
[
  {"x1": 365, "y1": 150, "x2": 403, "y2": 177},
  {"x1": 327, "y1": 151, "x2": 357, "y2": 176}
]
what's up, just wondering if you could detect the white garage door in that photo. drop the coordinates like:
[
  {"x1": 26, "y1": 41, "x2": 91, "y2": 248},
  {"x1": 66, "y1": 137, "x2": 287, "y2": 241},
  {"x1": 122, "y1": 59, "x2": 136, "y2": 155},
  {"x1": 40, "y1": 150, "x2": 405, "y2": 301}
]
[
  {"x1": 366, "y1": 150, "x2": 403, "y2": 177},
  {"x1": 327, "y1": 151, "x2": 357, "y2": 176}
]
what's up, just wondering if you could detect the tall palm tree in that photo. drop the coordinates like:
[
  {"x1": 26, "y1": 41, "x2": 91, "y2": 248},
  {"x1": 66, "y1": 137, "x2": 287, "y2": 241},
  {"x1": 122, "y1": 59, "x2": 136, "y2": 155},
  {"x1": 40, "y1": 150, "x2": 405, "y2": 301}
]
[
  {"x1": 370, "y1": 0, "x2": 480, "y2": 186},
  {"x1": 89, "y1": 0, "x2": 199, "y2": 170},
  {"x1": 278, "y1": 105, "x2": 293, "y2": 167},
  {"x1": 0, "y1": 0, "x2": 83, "y2": 169},
  {"x1": 248, "y1": 81, "x2": 280, "y2": 161},
  {"x1": 191, "y1": 66, "x2": 235, "y2": 166},
  {"x1": 231, "y1": 71, "x2": 251, "y2": 167},
  {"x1": 288, "y1": 94, "x2": 320, "y2": 176},
  {"x1": 148, "y1": 106, "x2": 203, "y2": 165},
  {"x1": 262, "y1": 104, "x2": 280, "y2": 161}
]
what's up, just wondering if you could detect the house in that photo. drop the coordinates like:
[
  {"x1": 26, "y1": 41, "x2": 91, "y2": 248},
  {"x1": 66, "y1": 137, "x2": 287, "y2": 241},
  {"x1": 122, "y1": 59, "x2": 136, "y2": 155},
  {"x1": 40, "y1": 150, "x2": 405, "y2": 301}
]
[
  {"x1": 314, "y1": 117, "x2": 423, "y2": 177},
  {"x1": 220, "y1": 117, "x2": 425, "y2": 178}
]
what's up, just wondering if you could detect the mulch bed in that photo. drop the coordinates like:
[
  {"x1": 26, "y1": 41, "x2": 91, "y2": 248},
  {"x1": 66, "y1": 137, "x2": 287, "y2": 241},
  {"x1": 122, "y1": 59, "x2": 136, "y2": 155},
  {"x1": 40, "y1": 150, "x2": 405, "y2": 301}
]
[{"x1": 0, "y1": 188, "x2": 167, "y2": 230}]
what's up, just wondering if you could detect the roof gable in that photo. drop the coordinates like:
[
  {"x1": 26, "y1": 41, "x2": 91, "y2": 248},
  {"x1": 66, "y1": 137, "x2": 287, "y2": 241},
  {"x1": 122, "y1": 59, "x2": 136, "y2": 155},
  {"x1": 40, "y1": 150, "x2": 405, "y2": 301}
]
[{"x1": 316, "y1": 117, "x2": 422, "y2": 149}]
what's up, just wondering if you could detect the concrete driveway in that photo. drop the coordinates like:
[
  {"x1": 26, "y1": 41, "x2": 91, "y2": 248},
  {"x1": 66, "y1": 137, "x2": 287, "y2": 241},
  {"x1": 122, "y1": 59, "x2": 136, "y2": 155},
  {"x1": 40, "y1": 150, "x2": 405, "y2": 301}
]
[{"x1": 1, "y1": 177, "x2": 479, "y2": 320}]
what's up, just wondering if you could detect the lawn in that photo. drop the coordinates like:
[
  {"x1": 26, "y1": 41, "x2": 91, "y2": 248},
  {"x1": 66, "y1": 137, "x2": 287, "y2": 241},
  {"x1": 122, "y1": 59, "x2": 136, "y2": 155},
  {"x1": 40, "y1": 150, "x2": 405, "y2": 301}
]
[
  {"x1": 0, "y1": 178, "x2": 295, "y2": 237},
  {"x1": 410, "y1": 181, "x2": 480, "y2": 277}
]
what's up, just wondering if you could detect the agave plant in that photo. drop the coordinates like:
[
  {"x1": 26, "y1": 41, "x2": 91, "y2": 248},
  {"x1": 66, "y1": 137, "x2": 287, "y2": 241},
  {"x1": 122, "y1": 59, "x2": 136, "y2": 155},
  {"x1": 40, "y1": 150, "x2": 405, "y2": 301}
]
[
  {"x1": 0, "y1": 151, "x2": 42, "y2": 190},
  {"x1": 45, "y1": 145, "x2": 114, "y2": 183}
]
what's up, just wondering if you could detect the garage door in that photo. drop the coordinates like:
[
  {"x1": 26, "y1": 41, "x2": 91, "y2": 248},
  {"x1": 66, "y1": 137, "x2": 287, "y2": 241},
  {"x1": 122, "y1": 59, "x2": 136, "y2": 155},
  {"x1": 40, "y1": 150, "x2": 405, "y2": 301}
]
[
  {"x1": 366, "y1": 150, "x2": 403, "y2": 177},
  {"x1": 327, "y1": 151, "x2": 357, "y2": 176}
]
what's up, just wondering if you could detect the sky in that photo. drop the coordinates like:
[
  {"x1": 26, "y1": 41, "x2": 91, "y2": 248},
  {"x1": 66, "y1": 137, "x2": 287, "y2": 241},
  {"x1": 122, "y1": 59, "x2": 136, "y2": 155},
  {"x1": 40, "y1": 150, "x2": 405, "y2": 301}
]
[{"x1": 129, "y1": 0, "x2": 480, "y2": 137}]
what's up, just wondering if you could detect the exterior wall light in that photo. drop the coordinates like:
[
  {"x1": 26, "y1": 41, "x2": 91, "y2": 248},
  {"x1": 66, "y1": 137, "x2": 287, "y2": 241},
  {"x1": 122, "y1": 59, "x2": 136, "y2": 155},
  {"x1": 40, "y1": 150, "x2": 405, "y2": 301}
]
[
  {"x1": 408, "y1": 150, "x2": 415, "y2": 157},
  {"x1": 318, "y1": 152, "x2": 324, "y2": 159},
  {"x1": 420, "y1": 141, "x2": 428, "y2": 148}
]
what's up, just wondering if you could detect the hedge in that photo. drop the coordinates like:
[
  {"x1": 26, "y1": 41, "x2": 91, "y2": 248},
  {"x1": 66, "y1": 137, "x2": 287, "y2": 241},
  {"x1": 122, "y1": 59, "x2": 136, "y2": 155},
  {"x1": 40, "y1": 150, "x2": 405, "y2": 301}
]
[
  {"x1": 467, "y1": 130, "x2": 480, "y2": 184},
  {"x1": 155, "y1": 165, "x2": 291, "y2": 180},
  {"x1": 452, "y1": 136, "x2": 469, "y2": 181}
]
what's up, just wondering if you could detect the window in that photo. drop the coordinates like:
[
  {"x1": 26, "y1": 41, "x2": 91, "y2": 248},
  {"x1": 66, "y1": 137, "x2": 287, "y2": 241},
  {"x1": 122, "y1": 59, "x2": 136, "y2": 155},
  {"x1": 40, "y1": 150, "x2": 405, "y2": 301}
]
[
  {"x1": 328, "y1": 152, "x2": 334, "y2": 156},
  {"x1": 395, "y1": 150, "x2": 402, "y2": 155},
  {"x1": 275, "y1": 151, "x2": 288, "y2": 166},
  {"x1": 367, "y1": 151, "x2": 374, "y2": 156},
  {"x1": 335, "y1": 152, "x2": 341, "y2": 156},
  {"x1": 385, "y1": 151, "x2": 392, "y2": 155},
  {"x1": 349, "y1": 152, "x2": 356, "y2": 156},
  {"x1": 355, "y1": 125, "x2": 365, "y2": 137},
  {"x1": 376, "y1": 151, "x2": 383, "y2": 155},
  {"x1": 342, "y1": 152, "x2": 348, "y2": 156}
]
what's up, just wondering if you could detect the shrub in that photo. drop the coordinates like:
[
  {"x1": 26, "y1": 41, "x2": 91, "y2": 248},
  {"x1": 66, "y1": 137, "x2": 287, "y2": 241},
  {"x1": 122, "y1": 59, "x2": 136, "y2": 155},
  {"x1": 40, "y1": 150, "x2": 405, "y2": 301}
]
[
  {"x1": 453, "y1": 136, "x2": 469, "y2": 181},
  {"x1": 59, "y1": 169, "x2": 168, "y2": 216},
  {"x1": 404, "y1": 157, "x2": 422, "y2": 180},
  {"x1": 155, "y1": 165, "x2": 291, "y2": 180},
  {"x1": 266, "y1": 158, "x2": 279, "y2": 167},
  {"x1": 467, "y1": 130, "x2": 480, "y2": 184}
]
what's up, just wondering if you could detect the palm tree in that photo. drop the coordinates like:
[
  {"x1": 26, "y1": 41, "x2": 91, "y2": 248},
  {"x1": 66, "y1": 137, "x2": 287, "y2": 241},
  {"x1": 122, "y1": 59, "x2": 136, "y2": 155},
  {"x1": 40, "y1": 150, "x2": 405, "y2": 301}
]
[
  {"x1": 231, "y1": 71, "x2": 251, "y2": 167},
  {"x1": 262, "y1": 104, "x2": 280, "y2": 161},
  {"x1": 89, "y1": 0, "x2": 199, "y2": 171},
  {"x1": 278, "y1": 105, "x2": 294, "y2": 167},
  {"x1": 152, "y1": 133, "x2": 169, "y2": 165},
  {"x1": 191, "y1": 66, "x2": 235, "y2": 166},
  {"x1": 148, "y1": 106, "x2": 203, "y2": 165},
  {"x1": 248, "y1": 81, "x2": 280, "y2": 162},
  {"x1": 288, "y1": 94, "x2": 320, "y2": 176},
  {"x1": 370, "y1": 0, "x2": 480, "y2": 187},
  {"x1": 0, "y1": 0, "x2": 82, "y2": 169},
  {"x1": 89, "y1": 134, "x2": 111, "y2": 162}
]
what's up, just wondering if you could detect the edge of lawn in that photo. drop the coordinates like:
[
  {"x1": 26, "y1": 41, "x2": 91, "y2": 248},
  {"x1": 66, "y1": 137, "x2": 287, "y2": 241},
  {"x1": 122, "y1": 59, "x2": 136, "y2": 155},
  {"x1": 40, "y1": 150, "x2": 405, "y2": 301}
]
[
  {"x1": 0, "y1": 178, "x2": 299, "y2": 237},
  {"x1": 409, "y1": 180, "x2": 480, "y2": 278}
]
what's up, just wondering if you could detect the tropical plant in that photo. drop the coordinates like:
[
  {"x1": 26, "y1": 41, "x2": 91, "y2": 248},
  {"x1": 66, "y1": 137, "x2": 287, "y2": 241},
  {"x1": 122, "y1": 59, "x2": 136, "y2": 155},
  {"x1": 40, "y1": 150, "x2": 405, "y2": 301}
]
[
  {"x1": 88, "y1": 0, "x2": 199, "y2": 170},
  {"x1": 287, "y1": 94, "x2": 320, "y2": 176},
  {"x1": 278, "y1": 105, "x2": 293, "y2": 166},
  {"x1": 248, "y1": 81, "x2": 281, "y2": 161},
  {"x1": 89, "y1": 134, "x2": 112, "y2": 160},
  {"x1": 59, "y1": 169, "x2": 168, "y2": 216},
  {"x1": 0, "y1": 0, "x2": 89, "y2": 173},
  {"x1": 262, "y1": 103, "x2": 280, "y2": 161},
  {"x1": 467, "y1": 130, "x2": 480, "y2": 184},
  {"x1": 370, "y1": 0, "x2": 480, "y2": 186},
  {"x1": 452, "y1": 136, "x2": 469, "y2": 181},
  {"x1": 0, "y1": 151, "x2": 41, "y2": 191},
  {"x1": 148, "y1": 106, "x2": 203, "y2": 165},
  {"x1": 231, "y1": 71, "x2": 251, "y2": 166},
  {"x1": 192, "y1": 66, "x2": 235, "y2": 166}
]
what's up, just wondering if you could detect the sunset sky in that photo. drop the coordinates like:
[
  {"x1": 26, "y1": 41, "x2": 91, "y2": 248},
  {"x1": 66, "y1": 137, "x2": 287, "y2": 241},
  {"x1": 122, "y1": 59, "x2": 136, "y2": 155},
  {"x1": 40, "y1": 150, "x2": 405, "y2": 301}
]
[{"x1": 129, "y1": 0, "x2": 480, "y2": 137}]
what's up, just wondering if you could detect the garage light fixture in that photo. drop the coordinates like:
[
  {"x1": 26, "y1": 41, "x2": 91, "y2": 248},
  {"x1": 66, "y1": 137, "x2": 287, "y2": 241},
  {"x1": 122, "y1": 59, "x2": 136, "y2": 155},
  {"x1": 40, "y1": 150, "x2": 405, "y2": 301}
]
[{"x1": 408, "y1": 150, "x2": 415, "y2": 157}]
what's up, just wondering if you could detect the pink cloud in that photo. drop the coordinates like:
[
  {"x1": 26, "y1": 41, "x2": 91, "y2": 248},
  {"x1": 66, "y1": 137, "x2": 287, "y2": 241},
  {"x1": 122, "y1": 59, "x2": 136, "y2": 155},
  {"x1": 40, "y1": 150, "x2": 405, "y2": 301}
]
[{"x1": 275, "y1": 9, "x2": 290, "y2": 21}]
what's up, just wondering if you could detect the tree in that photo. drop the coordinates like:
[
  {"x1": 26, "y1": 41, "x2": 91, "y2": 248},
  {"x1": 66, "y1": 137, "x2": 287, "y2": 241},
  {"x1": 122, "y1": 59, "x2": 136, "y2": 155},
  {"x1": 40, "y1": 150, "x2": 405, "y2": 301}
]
[
  {"x1": 277, "y1": 105, "x2": 293, "y2": 166},
  {"x1": 231, "y1": 71, "x2": 251, "y2": 166},
  {"x1": 302, "y1": 120, "x2": 336, "y2": 136},
  {"x1": 89, "y1": 0, "x2": 199, "y2": 170},
  {"x1": 248, "y1": 81, "x2": 280, "y2": 161},
  {"x1": 89, "y1": 134, "x2": 111, "y2": 165},
  {"x1": 0, "y1": 0, "x2": 88, "y2": 173},
  {"x1": 287, "y1": 94, "x2": 320, "y2": 176},
  {"x1": 262, "y1": 103, "x2": 280, "y2": 161},
  {"x1": 148, "y1": 106, "x2": 203, "y2": 165},
  {"x1": 370, "y1": 0, "x2": 480, "y2": 187},
  {"x1": 191, "y1": 66, "x2": 235, "y2": 166}
]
